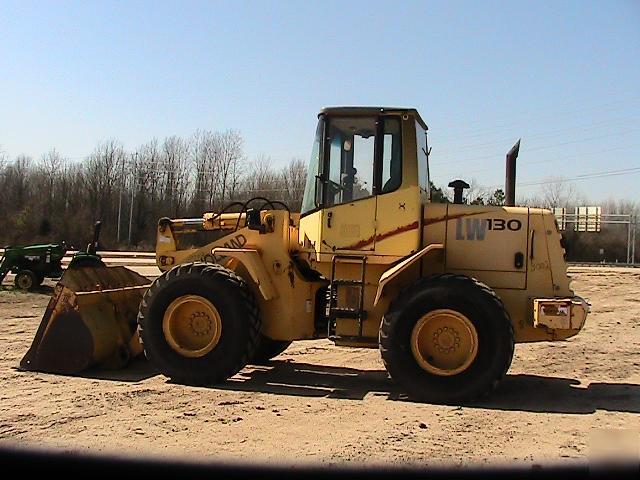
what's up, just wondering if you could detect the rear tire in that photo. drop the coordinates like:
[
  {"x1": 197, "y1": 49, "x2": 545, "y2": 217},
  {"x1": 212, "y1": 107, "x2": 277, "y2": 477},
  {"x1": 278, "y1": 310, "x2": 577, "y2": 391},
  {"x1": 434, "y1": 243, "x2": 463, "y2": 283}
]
[
  {"x1": 250, "y1": 336, "x2": 292, "y2": 365},
  {"x1": 379, "y1": 274, "x2": 514, "y2": 404},
  {"x1": 137, "y1": 262, "x2": 261, "y2": 386},
  {"x1": 15, "y1": 270, "x2": 37, "y2": 291}
]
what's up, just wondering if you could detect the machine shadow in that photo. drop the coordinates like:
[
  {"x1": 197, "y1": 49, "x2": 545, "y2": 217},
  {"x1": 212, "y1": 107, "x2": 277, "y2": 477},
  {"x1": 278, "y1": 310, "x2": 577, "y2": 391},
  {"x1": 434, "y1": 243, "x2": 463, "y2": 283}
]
[
  {"x1": 214, "y1": 360, "x2": 640, "y2": 413},
  {"x1": 33, "y1": 285, "x2": 55, "y2": 295},
  {"x1": 82, "y1": 357, "x2": 159, "y2": 382},
  {"x1": 0, "y1": 285, "x2": 54, "y2": 294},
  {"x1": 470, "y1": 374, "x2": 640, "y2": 414},
  {"x1": 61, "y1": 357, "x2": 640, "y2": 414},
  {"x1": 215, "y1": 360, "x2": 400, "y2": 400}
]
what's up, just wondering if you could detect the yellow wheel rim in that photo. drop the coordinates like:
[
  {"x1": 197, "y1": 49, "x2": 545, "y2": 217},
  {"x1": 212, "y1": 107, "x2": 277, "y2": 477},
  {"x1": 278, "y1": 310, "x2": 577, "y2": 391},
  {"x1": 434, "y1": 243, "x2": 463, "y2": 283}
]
[
  {"x1": 410, "y1": 309, "x2": 478, "y2": 376},
  {"x1": 162, "y1": 295, "x2": 222, "y2": 358}
]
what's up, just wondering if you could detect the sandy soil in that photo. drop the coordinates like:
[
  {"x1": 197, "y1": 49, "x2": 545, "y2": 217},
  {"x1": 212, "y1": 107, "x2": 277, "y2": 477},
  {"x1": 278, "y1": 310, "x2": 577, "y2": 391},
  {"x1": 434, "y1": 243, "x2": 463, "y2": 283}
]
[{"x1": 0, "y1": 266, "x2": 638, "y2": 468}]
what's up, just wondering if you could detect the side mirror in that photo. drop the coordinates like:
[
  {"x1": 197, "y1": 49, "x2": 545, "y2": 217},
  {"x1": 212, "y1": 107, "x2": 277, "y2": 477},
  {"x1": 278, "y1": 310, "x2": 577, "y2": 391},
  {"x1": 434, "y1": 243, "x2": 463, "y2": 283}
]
[{"x1": 314, "y1": 174, "x2": 324, "y2": 207}]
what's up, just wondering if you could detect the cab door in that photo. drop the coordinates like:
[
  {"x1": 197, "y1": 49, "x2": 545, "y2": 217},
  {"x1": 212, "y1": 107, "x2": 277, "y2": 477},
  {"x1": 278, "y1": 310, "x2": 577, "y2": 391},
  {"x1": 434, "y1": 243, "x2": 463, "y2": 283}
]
[
  {"x1": 319, "y1": 116, "x2": 378, "y2": 253},
  {"x1": 321, "y1": 198, "x2": 377, "y2": 252}
]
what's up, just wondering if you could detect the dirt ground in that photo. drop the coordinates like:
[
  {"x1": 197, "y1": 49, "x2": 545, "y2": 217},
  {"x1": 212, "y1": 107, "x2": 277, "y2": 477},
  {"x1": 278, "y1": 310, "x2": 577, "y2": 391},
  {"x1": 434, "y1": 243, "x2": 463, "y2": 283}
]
[{"x1": 0, "y1": 266, "x2": 638, "y2": 468}]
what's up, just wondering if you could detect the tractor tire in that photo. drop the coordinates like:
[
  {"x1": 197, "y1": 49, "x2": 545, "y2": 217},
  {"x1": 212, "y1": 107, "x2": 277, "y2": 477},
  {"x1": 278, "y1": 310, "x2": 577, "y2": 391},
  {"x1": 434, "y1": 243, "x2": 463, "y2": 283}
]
[
  {"x1": 15, "y1": 270, "x2": 37, "y2": 291},
  {"x1": 250, "y1": 335, "x2": 292, "y2": 365},
  {"x1": 137, "y1": 262, "x2": 261, "y2": 386},
  {"x1": 379, "y1": 274, "x2": 514, "y2": 404}
]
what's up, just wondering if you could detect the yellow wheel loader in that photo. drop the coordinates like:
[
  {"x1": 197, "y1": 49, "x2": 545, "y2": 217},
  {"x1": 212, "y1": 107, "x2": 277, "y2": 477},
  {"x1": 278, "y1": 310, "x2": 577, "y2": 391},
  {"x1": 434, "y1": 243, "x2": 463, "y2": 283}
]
[{"x1": 20, "y1": 107, "x2": 589, "y2": 403}]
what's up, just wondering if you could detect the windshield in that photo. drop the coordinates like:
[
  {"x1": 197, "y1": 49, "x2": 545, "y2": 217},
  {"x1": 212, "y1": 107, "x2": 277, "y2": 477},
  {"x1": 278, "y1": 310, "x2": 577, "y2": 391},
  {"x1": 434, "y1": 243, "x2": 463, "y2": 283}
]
[{"x1": 300, "y1": 117, "x2": 324, "y2": 215}]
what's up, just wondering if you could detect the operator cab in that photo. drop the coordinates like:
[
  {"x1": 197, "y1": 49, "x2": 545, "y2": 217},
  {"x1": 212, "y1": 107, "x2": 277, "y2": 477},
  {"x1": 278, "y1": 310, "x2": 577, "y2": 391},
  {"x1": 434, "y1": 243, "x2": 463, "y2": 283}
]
[{"x1": 299, "y1": 107, "x2": 430, "y2": 263}]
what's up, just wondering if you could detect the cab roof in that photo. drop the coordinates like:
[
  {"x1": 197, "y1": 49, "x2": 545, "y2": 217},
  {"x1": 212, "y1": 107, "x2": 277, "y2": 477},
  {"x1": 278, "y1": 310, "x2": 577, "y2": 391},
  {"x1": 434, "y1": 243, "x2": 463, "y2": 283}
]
[{"x1": 319, "y1": 106, "x2": 428, "y2": 130}]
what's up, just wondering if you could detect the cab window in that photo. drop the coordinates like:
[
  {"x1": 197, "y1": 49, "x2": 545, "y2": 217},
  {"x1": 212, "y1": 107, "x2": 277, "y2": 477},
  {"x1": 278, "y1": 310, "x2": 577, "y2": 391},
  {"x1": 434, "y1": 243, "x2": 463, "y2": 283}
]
[
  {"x1": 325, "y1": 117, "x2": 376, "y2": 206},
  {"x1": 381, "y1": 118, "x2": 402, "y2": 193}
]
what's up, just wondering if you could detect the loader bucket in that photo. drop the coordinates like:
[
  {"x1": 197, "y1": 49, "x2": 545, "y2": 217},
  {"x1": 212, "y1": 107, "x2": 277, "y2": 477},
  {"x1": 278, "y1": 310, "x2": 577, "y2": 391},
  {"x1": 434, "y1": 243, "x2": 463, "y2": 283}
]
[{"x1": 19, "y1": 266, "x2": 151, "y2": 375}]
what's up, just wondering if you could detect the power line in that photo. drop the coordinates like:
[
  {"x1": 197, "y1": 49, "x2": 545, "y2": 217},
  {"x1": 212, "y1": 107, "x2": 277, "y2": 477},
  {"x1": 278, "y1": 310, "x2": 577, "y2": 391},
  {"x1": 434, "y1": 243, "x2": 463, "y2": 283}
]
[
  {"x1": 481, "y1": 166, "x2": 640, "y2": 190},
  {"x1": 435, "y1": 143, "x2": 640, "y2": 178},
  {"x1": 432, "y1": 116, "x2": 640, "y2": 155},
  {"x1": 521, "y1": 167, "x2": 640, "y2": 186},
  {"x1": 433, "y1": 95, "x2": 640, "y2": 138},
  {"x1": 430, "y1": 129, "x2": 640, "y2": 166}
]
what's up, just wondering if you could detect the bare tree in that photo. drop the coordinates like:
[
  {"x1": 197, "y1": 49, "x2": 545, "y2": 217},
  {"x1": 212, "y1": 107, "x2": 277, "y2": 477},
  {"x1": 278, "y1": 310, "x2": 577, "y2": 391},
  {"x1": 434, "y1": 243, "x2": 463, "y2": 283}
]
[
  {"x1": 280, "y1": 158, "x2": 306, "y2": 210},
  {"x1": 191, "y1": 130, "x2": 222, "y2": 211},
  {"x1": 84, "y1": 140, "x2": 123, "y2": 228},
  {"x1": 516, "y1": 193, "x2": 544, "y2": 207},
  {"x1": 216, "y1": 130, "x2": 244, "y2": 203},
  {"x1": 241, "y1": 155, "x2": 281, "y2": 199},
  {"x1": 462, "y1": 178, "x2": 490, "y2": 205},
  {"x1": 2, "y1": 155, "x2": 34, "y2": 241},
  {"x1": 161, "y1": 136, "x2": 191, "y2": 217},
  {"x1": 0, "y1": 146, "x2": 7, "y2": 170},
  {"x1": 540, "y1": 176, "x2": 578, "y2": 209},
  {"x1": 7, "y1": 155, "x2": 33, "y2": 208},
  {"x1": 0, "y1": 150, "x2": 7, "y2": 211},
  {"x1": 39, "y1": 149, "x2": 64, "y2": 215},
  {"x1": 601, "y1": 198, "x2": 639, "y2": 216},
  {"x1": 138, "y1": 139, "x2": 161, "y2": 205},
  {"x1": 114, "y1": 139, "x2": 164, "y2": 246}
]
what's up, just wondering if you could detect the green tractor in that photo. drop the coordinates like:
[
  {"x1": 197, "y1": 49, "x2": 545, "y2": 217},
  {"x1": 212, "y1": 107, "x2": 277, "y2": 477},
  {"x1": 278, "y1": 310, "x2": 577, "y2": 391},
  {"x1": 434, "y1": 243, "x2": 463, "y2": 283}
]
[
  {"x1": 0, "y1": 243, "x2": 66, "y2": 290},
  {"x1": 0, "y1": 221, "x2": 105, "y2": 291}
]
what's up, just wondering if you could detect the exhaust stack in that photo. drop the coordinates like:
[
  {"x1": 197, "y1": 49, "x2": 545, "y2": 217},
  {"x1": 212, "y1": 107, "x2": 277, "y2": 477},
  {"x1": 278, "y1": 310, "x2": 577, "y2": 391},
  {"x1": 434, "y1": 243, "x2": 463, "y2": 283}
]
[{"x1": 505, "y1": 139, "x2": 521, "y2": 206}]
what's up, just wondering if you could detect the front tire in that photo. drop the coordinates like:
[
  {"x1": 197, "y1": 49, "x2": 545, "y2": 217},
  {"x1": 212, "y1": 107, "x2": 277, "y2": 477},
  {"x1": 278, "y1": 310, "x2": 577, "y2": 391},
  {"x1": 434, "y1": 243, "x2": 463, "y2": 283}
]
[
  {"x1": 379, "y1": 274, "x2": 514, "y2": 404},
  {"x1": 15, "y1": 270, "x2": 37, "y2": 291},
  {"x1": 137, "y1": 262, "x2": 261, "y2": 385}
]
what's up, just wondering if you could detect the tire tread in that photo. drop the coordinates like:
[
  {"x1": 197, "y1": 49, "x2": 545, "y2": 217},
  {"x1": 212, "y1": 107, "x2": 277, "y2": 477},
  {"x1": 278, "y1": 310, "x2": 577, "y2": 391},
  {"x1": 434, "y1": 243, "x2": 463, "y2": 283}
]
[
  {"x1": 379, "y1": 273, "x2": 514, "y2": 403},
  {"x1": 137, "y1": 262, "x2": 261, "y2": 386}
]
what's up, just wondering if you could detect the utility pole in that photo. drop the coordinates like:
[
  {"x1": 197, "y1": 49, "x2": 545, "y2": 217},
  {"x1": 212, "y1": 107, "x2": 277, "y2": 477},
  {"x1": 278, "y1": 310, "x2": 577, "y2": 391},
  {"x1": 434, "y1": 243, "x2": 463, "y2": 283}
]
[
  {"x1": 128, "y1": 152, "x2": 138, "y2": 247},
  {"x1": 117, "y1": 154, "x2": 124, "y2": 243},
  {"x1": 627, "y1": 214, "x2": 632, "y2": 264},
  {"x1": 633, "y1": 215, "x2": 637, "y2": 265}
]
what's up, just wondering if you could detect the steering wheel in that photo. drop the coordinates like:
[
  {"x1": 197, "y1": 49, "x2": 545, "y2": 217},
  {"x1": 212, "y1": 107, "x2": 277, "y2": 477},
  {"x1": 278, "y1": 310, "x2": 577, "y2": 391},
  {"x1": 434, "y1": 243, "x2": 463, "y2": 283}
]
[
  {"x1": 328, "y1": 178, "x2": 343, "y2": 190},
  {"x1": 326, "y1": 179, "x2": 344, "y2": 199}
]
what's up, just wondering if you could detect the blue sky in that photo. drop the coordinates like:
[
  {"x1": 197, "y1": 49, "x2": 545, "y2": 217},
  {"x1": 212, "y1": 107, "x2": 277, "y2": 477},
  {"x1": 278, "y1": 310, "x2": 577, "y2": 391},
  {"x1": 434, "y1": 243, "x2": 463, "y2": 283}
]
[{"x1": 1, "y1": 0, "x2": 639, "y2": 202}]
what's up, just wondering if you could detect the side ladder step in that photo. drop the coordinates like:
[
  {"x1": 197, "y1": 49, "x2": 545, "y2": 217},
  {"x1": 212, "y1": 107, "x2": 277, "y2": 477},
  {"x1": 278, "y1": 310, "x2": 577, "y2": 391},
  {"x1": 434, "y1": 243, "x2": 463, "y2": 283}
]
[
  {"x1": 327, "y1": 254, "x2": 368, "y2": 338},
  {"x1": 330, "y1": 307, "x2": 369, "y2": 320},
  {"x1": 331, "y1": 279, "x2": 363, "y2": 286}
]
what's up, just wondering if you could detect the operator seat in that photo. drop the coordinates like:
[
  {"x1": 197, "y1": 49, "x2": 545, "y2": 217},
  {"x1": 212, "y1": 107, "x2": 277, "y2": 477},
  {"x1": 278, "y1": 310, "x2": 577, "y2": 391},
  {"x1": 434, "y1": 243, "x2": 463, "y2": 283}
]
[{"x1": 382, "y1": 155, "x2": 402, "y2": 193}]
